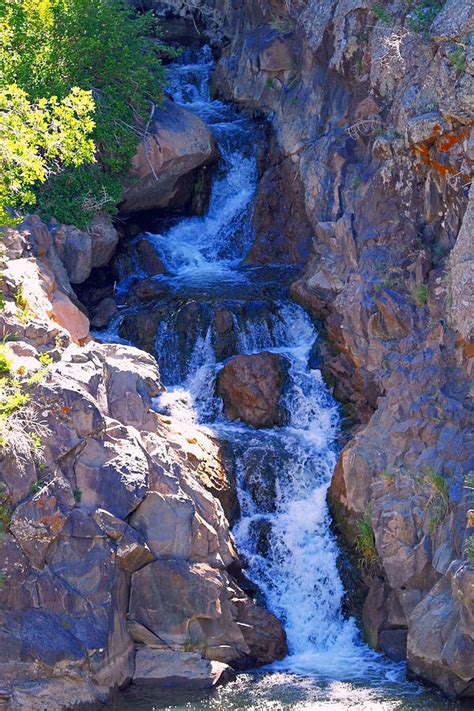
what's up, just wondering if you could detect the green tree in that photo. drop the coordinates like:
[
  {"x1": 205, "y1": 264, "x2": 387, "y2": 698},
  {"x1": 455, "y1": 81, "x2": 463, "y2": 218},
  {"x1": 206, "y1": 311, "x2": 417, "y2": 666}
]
[
  {"x1": 0, "y1": 85, "x2": 95, "y2": 225},
  {"x1": 0, "y1": 0, "x2": 171, "y2": 227}
]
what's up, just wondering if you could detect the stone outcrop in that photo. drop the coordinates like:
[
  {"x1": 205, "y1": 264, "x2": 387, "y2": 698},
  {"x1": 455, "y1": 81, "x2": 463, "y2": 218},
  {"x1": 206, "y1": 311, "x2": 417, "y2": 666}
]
[
  {"x1": 0, "y1": 222, "x2": 286, "y2": 709},
  {"x1": 121, "y1": 99, "x2": 219, "y2": 213},
  {"x1": 170, "y1": 0, "x2": 474, "y2": 697},
  {"x1": 217, "y1": 352, "x2": 288, "y2": 427}
]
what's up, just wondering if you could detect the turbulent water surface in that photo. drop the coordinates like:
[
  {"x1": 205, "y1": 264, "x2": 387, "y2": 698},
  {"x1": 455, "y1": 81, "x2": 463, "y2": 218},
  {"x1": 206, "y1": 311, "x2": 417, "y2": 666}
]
[{"x1": 104, "y1": 47, "x2": 469, "y2": 710}]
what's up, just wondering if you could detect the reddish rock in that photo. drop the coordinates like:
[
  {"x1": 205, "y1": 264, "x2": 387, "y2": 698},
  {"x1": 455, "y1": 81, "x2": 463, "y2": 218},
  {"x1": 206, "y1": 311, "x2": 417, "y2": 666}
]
[
  {"x1": 217, "y1": 352, "x2": 288, "y2": 428},
  {"x1": 121, "y1": 100, "x2": 219, "y2": 214}
]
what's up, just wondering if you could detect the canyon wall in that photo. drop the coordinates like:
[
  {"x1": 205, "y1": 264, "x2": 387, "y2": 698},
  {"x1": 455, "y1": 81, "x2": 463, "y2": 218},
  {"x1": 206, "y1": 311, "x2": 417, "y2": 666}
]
[{"x1": 160, "y1": 0, "x2": 474, "y2": 697}]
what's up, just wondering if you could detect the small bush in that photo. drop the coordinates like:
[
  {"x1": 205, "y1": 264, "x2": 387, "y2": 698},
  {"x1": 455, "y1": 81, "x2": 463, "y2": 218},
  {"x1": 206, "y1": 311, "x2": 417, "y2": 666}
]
[
  {"x1": 73, "y1": 488, "x2": 82, "y2": 505},
  {"x1": 31, "y1": 480, "x2": 46, "y2": 495},
  {"x1": 372, "y1": 2, "x2": 392, "y2": 25},
  {"x1": 270, "y1": 14, "x2": 295, "y2": 34},
  {"x1": 38, "y1": 352, "x2": 53, "y2": 368},
  {"x1": 448, "y1": 46, "x2": 466, "y2": 72},
  {"x1": 406, "y1": 1, "x2": 443, "y2": 38},
  {"x1": 356, "y1": 508, "x2": 379, "y2": 570},
  {"x1": 0, "y1": 346, "x2": 12, "y2": 375},
  {"x1": 414, "y1": 283, "x2": 429, "y2": 306},
  {"x1": 426, "y1": 469, "x2": 449, "y2": 533}
]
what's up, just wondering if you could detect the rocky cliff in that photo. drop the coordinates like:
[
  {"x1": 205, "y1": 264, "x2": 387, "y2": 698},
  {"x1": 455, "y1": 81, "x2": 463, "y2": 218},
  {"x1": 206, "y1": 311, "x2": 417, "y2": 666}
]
[
  {"x1": 156, "y1": 0, "x2": 474, "y2": 698},
  {"x1": 1, "y1": 0, "x2": 473, "y2": 705},
  {"x1": 0, "y1": 121, "x2": 285, "y2": 708}
]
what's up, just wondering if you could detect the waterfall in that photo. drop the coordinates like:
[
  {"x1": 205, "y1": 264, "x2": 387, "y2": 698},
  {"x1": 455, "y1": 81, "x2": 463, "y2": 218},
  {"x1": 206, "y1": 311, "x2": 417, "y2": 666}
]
[
  {"x1": 103, "y1": 45, "x2": 445, "y2": 709},
  {"x1": 141, "y1": 46, "x2": 383, "y2": 678}
]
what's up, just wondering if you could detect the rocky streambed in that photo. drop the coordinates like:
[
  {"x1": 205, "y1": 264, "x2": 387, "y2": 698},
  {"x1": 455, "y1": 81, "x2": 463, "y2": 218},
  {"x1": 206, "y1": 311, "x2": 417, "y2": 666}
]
[{"x1": 1, "y1": 2, "x2": 473, "y2": 709}]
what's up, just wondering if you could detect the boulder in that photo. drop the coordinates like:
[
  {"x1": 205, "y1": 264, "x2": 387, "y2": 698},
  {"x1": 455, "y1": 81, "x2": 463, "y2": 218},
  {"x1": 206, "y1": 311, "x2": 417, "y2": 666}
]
[
  {"x1": 136, "y1": 237, "x2": 166, "y2": 276},
  {"x1": 129, "y1": 559, "x2": 287, "y2": 667},
  {"x1": 217, "y1": 352, "x2": 288, "y2": 428},
  {"x1": 133, "y1": 649, "x2": 235, "y2": 688},
  {"x1": 73, "y1": 424, "x2": 149, "y2": 519},
  {"x1": 407, "y1": 561, "x2": 474, "y2": 697},
  {"x1": 90, "y1": 297, "x2": 118, "y2": 329},
  {"x1": 89, "y1": 213, "x2": 119, "y2": 269},
  {"x1": 50, "y1": 216, "x2": 118, "y2": 284},
  {"x1": 121, "y1": 99, "x2": 219, "y2": 213}
]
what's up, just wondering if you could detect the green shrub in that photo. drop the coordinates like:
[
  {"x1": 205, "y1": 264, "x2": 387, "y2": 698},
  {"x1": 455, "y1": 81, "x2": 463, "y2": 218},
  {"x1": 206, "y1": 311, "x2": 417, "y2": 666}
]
[
  {"x1": 406, "y1": 2, "x2": 443, "y2": 38},
  {"x1": 0, "y1": 0, "x2": 175, "y2": 228},
  {"x1": 355, "y1": 508, "x2": 379, "y2": 569},
  {"x1": 0, "y1": 346, "x2": 12, "y2": 375},
  {"x1": 372, "y1": 2, "x2": 392, "y2": 25},
  {"x1": 426, "y1": 469, "x2": 449, "y2": 533},
  {"x1": 448, "y1": 45, "x2": 466, "y2": 72},
  {"x1": 270, "y1": 14, "x2": 295, "y2": 34},
  {"x1": 413, "y1": 283, "x2": 429, "y2": 306}
]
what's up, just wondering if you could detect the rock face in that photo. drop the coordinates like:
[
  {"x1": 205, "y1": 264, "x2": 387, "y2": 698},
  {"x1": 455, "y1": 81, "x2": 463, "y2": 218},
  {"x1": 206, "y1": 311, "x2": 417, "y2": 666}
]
[
  {"x1": 133, "y1": 648, "x2": 235, "y2": 688},
  {"x1": 50, "y1": 212, "x2": 119, "y2": 284},
  {"x1": 175, "y1": 0, "x2": 474, "y2": 698},
  {"x1": 0, "y1": 225, "x2": 286, "y2": 709},
  {"x1": 121, "y1": 99, "x2": 219, "y2": 213},
  {"x1": 217, "y1": 352, "x2": 288, "y2": 427}
]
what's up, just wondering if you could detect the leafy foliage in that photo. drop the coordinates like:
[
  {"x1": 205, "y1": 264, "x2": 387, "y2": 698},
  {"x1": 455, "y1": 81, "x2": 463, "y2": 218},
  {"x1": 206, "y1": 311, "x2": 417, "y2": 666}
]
[
  {"x1": 0, "y1": 0, "x2": 172, "y2": 227},
  {"x1": 0, "y1": 84, "x2": 95, "y2": 225},
  {"x1": 405, "y1": 1, "x2": 443, "y2": 38},
  {"x1": 355, "y1": 507, "x2": 379, "y2": 571}
]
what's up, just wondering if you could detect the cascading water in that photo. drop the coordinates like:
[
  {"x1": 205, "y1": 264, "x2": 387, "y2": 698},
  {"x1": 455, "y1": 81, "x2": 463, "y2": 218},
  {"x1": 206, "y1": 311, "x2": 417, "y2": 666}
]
[{"x1": 104, "y1": 46, "x2": 464, "y2": 710}]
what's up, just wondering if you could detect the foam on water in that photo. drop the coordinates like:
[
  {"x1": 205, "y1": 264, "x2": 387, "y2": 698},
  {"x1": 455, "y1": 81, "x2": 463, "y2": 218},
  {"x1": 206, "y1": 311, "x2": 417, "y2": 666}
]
[{"x1": 103, "y1": 45, "x2": 460, "y2": 708}]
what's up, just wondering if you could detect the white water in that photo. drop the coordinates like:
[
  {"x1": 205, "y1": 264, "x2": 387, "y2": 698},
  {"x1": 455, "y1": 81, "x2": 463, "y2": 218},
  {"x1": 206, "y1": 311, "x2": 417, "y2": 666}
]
[
  {"x1": 147, "y1": 48, "x2": 397, "y2": 683},
  {"x1": 104, "y1": 46, "x2": 457, "y2": 708}
]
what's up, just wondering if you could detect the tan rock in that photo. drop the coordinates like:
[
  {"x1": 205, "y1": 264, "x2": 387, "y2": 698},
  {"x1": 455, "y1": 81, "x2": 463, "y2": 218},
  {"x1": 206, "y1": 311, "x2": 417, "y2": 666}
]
[
  {"x1": 133, "y1": 648, "x2": 235, "y2": 688},
  {"x1": 121, "y1": 99, "x2": 219, "y2": 213},
  {"x1": 50, "y1": 289, "x2": 89, "y2": 343}
]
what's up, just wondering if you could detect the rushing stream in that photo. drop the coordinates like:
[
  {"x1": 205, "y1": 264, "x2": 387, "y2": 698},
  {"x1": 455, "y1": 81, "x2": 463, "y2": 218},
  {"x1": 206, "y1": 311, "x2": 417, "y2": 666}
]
[{"x1": 103, "y1": 46, "x2": 468, "y2": 710}]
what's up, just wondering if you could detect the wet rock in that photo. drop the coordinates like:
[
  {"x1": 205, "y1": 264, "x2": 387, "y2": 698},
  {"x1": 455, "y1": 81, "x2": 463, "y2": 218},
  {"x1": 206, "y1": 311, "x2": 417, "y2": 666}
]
[
  {"x1": 136, "y1": 237, "x2": 166, "y2": 276},
  {"x1": 217, "y1": 352, "x2": 289, "y2": 428},
  {"x1": 133, "y1": 648, "x2": 236, "y2": 688},
  {"x1": 121, "y1": 99, "x2": 219, "y2": 213},
  {"x1": 90, "y1": 297, "x2": 118, "y2": 329}
]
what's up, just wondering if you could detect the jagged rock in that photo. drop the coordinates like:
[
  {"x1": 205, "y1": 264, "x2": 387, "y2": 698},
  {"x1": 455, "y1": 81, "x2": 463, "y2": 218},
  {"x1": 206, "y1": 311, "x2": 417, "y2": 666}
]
[
  {"x1": 129, "y1": 559, "x2": 287, "y2": 668},
  {"x1": 49, "y1": 223, "x2": 92, "y2": 284},
  {"x1": 449, "y1": 186, "x2": 474, "y2": 350},
  {"x1": 133, "y1": 648, "x2": 236, "y2": 688},
  {"x1": 49, "y1": 216, "x2": 118, "y2": 284},
  {"x1": 74, "y1": 424, "x2": 150, "y2": 519},
  {"x1": 121, "y1": 99, "x2": 219, "y2": 213},
  {"x1": 130, "y1": 491, "x2": 195, "y2": 559},
  {"x1": 407, "y1": 560, "x2": 474, "y2": 697},
  {"x1": 217, "y1": 352, "x2": 288, "y2": 428},
  {"x1": 89, "y1": 213, "x2": 119, "y2": 269},
  {"x1": 431, "y1": 0, "x2": 474, "y2": 40}
]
